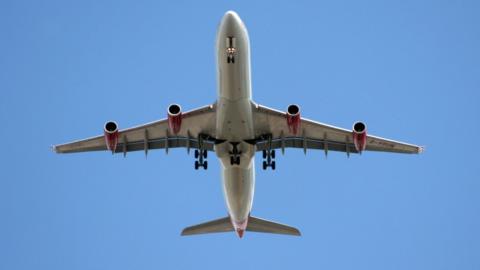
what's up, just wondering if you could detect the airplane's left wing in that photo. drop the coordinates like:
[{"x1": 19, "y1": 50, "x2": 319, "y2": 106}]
[
  {"x1": 252, "y1": 103, "x2": 423, "y2": 155},
  {"x1": 54, "y1": 104, "x2": 217, "y2": 155}
]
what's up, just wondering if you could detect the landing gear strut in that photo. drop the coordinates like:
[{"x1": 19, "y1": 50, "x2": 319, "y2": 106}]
[
  {"x1": 226, "y1": 36, "x2": 236, "y2": 64},
  {"x1": 262, "y1": 150, "x2": 276, "y2": 170},
  {"x1": 194, "y1": 149, "x2": 208, "y2": 170},
  {"x1": 229, "y1": 142, "x2": 241, "y2": 165}
]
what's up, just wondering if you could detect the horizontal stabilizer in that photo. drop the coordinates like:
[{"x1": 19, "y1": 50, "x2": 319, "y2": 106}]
[
  {"x1": 181, "y1": 217, "x2": 233, "y2": 236},
  {"x1": 246, "y1": 216, "x2": 301, "y2": 236},
  {"x1": 181, "y1": 216, "x2": 301, "y2": 236}
]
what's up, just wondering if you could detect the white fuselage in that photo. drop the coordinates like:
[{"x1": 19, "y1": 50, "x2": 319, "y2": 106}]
[{"x1": 214, "y1": 11, "x2": 255, "y2": 233}]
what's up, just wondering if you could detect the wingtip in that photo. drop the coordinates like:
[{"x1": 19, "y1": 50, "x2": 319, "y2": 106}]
[
  {"x1": 418, "y1": 146, "x2": 426, "y2": 154},
  {"x1": 180, "y1": 228, "x2": 190, "y2": 236},
  {"x1": 51, "y1": 145, "x2": 58, "y2": 153}
]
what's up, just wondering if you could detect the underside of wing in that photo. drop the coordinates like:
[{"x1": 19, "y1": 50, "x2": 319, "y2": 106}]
[
  {"x1": 54, "y1": 104, "x2": 218, "y2": 154},
  {"x1": 252, "y1": 103, "x2": 422, "y2": 154}
]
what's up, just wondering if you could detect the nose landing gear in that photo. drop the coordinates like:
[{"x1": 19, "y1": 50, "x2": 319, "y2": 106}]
[{"x1": 226, "y1": 36, "x2": 236, "y2": 64}]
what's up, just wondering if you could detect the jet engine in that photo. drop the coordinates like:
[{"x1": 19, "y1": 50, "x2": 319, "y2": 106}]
[
  {"x1": 352, "y1": 121, "x2": 367, "y2": 152},
  {"x1": 286, "y1": 104, "x2": 301, "y2": 135},
  {"x1": 104, "y1": 121, "x2": 119, "y2": 153},
  {"x1": 168, "y1": 104, "x2": 182, "y2": 134}
]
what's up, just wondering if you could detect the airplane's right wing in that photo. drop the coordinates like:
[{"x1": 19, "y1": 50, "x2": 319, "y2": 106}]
[
  {"x1": 252, "y1": 104, "x2": 423, "y2": 155},
  {"x1": 54, "y1": 104, "x2": 218, "y2": 155}
]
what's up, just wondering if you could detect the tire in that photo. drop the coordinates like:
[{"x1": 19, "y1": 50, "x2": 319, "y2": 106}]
[
  {"x1": 230, "y1": 156, "x2": 234, "y2": 165},
  {"x1": 203, "y1": 161, "x2": 208, "y2": 170},
  {"x1": 194, "y1": 150, "x2": 199, "y2": 159},
  {"x1": 262, "y1": 150, "x2": 267, "y2": 159},
  {"x1": 231, "y1": 56, "x2": 235, "y2": 63},
  {"x1": 194, "y1": 161, "x2": 199, "y2": 170},
  {"x1": 271, "y1": 150, "x2": 275, "y2": 159},
  {"x1": 271, "y1": 161, "x2": 276, "y2": 170},
  {"x1": 203, "y1": 150, "x2": 207, "y2": 159},
  {"x1": 262, "y1": 161, "x2": 267, "y2": 170},
  {"x1": 236, "y1": 156, "x2": 241, "y2": 165}
]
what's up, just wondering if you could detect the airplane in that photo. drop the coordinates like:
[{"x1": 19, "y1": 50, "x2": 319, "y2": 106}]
[{"x1": 53, "y1": 11, "x2": 423, "y2": 238}]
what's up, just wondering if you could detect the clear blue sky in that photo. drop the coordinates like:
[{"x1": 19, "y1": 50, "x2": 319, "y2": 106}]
[{"x1": 1, "y1": 0, "x2": 479, "y2": 269}]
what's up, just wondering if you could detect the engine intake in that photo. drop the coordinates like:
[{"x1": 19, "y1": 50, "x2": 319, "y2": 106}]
[
  {"x1": 104, "y1": 121, "x2": 119, "y2": 153},
  {"x1": 352, "y1": 121, "x2": 367, "y2": 152},
  {"x1": 286, "y1": 104, "x2": 301, "y2": 135},
  {"x1": 168, "y1": 104, "x2": 182, "y2": 134}
]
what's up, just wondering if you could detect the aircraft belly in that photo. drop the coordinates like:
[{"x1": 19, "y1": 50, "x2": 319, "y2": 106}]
[
  {"x1": 215, "y1": 10, "x2": 256, "y2": 228},
  {"x1": 221, "y1": 160, "x2": 255, "y2": 223},
  {"x1": 216, "y1": 97, "x2": 254, "y2": 141}
]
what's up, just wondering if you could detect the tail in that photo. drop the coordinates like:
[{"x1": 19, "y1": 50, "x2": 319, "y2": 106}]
[{"x1": 181, "y1": 216, "x2": 301, "y2": 237}]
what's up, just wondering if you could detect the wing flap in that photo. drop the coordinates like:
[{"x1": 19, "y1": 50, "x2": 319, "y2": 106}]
[{"x1": 256, "y1": 137, "x2": 358, "y2": 153}]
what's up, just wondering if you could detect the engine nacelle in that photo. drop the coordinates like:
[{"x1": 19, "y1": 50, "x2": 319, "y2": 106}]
[
  {"x1": 352, "y1": 121, "x2": 367, "y2": 152},
  {"x1": 286, "y1": 104, "x2": 301, "y2": 135},
  {"x1": 104, "y1": 121, "x2": 119, "y2": 153},
  {"x1": 167, "y1": 104, "x2": 182, "y2": 134}
]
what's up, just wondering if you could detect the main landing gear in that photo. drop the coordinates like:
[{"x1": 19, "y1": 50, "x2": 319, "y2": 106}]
[
  {"x1": 194, "y1": 149, "x2": 208, "y2": 170},
  {"x1": 229, "y1": 142, "x2": 241, "y2": 166},
  {"x1": 262, "y1": 149, "x2": 276, "y2": 170}
]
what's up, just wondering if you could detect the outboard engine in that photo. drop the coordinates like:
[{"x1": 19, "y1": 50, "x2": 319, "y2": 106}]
[
  {"x1": 352, "y1": 121, "x2": 367, "y2": 152},
  {"x1": 104, "y1": 121, "x2": 119, "y2": 153}
]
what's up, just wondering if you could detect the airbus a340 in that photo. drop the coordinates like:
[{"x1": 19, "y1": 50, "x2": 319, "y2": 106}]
[{"x1": 54, "y1": 11, "x2": 422, "y2": 238}]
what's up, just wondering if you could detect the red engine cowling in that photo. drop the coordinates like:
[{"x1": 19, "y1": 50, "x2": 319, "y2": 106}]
[
  {"x1": 286, "y1": 104, "x2": 301, "y2": 135},
  {"x1": 352, "y1": 121, "x2": 367, "y2": 152},
  {"x1": 104, "y1": 121, "x2": 119, "y2": 153},
  {"x1": 168, "y1": 104, "x2": 182, "y2": 134}
]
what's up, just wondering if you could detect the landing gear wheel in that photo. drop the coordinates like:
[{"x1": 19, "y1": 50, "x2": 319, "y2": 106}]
[
  {"x1": 231, "y1": 56, "x2": 235, "y2": 63},
  {"x1": 262, "y1": 161, "x2": 267, "y2": 170},
  {"x1": 262, "y1": 150, "x2": 267, "y2": 159},
  {"x1": 194, "y1": 150, "x2": 199, "y2": 159},
  {"x1": 203, "y1": 150, "x2": 208, "y2": 159},
  {"x1": 230, "y1": 156, "x2": 235, "y2": 166},
  {"x1": 271, "y1": 150, "x2": 276, "y2": 159},
  {"x1": 271, "y1": 161, "x2": 276, "y2": 170},
  {"x1": 236, "y1": 156, "x2": 241, "y2": 165},
  {"x1": 194, "y1": 161, "x2": 199, "y2": 170},
  {"x1": 203, "y1": 161, "x2": 208, "y2": 170}
]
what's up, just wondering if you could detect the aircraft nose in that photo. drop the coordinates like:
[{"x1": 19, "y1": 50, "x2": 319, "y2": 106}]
[
  {"x1": 221, "y1": 10, "x2": 242, "y2": 28},
  {"x1": 223, "y1": 10, "x2": 239, "y2": 22}
]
